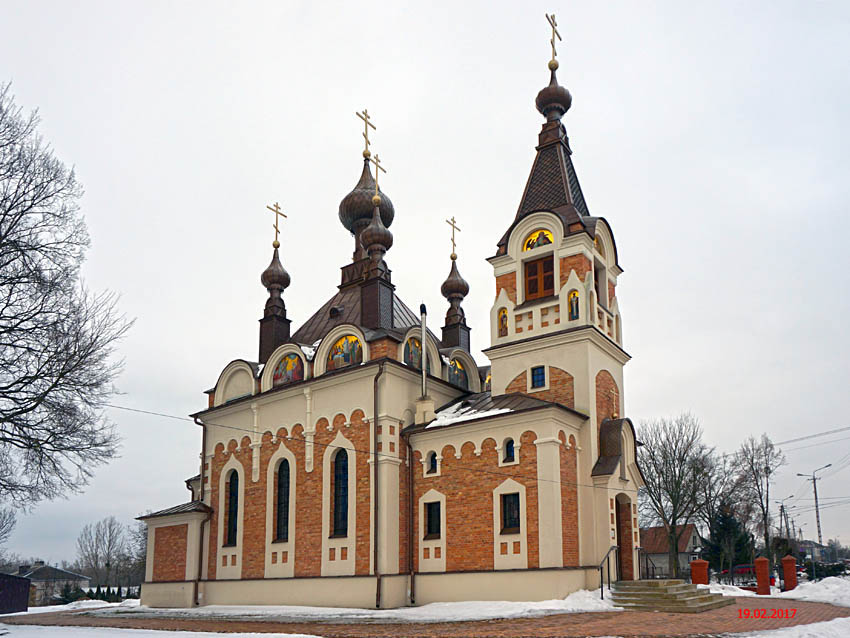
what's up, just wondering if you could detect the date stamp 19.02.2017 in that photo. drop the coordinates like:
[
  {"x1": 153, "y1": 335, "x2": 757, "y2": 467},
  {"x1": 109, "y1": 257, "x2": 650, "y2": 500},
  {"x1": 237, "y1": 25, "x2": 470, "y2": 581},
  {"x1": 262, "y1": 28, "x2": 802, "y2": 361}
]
[{"x1": 738, "y1": 609, "x2": 797, "y2": 619}]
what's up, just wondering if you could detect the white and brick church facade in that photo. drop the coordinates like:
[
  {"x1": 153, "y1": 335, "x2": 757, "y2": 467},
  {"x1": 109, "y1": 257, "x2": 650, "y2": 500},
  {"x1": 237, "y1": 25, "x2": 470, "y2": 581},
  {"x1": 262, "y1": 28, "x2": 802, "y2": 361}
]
[{"x1": 140, "y1": 44, "x2": 644, "y2": 608}]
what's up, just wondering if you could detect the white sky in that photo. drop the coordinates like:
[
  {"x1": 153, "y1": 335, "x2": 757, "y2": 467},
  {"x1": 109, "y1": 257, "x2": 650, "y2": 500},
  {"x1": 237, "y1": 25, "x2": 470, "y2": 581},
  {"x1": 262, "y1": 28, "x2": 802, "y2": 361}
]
[{"x1": 1, "y1": 0, "x2": 849, "y2": 562}]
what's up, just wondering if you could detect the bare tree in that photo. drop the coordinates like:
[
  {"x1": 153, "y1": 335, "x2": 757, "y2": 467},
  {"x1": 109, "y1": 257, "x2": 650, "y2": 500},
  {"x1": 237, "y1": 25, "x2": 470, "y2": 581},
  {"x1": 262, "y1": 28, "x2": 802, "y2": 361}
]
[
  {"x1": 696, "y1": 452, "x2": 745, "y2": 539},
  {"x1": 637, "y1": 412, "x2": 710, "y2": 578},
  {"x1": 736, "y1": 434, "x2": 785, "y2": 565},
  {"x1": 0, "y1": 83, "x2": 132, "y2": 508},
  {"x1": 0, "y1": 507, "x2": 15, "y2": 546},
  {"x1": 75, "y1": 516, "x2": 126, "y2": 585}
]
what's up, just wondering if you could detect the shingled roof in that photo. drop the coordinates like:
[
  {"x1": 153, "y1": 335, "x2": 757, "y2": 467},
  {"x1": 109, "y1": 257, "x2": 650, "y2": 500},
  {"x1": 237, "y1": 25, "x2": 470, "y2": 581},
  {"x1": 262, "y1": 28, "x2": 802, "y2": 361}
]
[{"x1": 640, "y1": 524, "x2": 699, "y2": 555}]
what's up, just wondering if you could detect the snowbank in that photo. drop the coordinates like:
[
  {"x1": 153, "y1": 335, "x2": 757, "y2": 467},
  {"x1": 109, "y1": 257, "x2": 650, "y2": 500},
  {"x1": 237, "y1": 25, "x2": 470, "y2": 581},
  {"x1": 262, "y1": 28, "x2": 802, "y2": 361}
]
[
  {"x1": 774, "y1": 576, "x2": 850, "y2": 608},
  {"x1": 91, "y1": 588, "x2": 620, "y2": 623},
  {"x1": 698, "y1": 583, "x2": 758, "y2": 597},
  {"x1": 2, "y1": 599, "x2": 140, "y2": 617},
  {"x1": 743, "y1": 616, "x2": 850, "y2": 638},
  {"x1": 0, "y1": 626, "x2": 321, "y2": 638}
]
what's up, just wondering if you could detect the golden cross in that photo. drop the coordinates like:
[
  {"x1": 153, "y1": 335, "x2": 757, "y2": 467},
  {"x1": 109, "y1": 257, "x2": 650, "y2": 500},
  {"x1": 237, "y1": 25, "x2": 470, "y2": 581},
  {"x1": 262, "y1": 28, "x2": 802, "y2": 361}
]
[
  {"x1": 369, "y1": 153, "x2": 386, "y2": 196},
  {"x1": 266, "y1": 201, "x2": 287, "y2": 247},
  {"x1": 446, "y1": 216, "x2": 461, "y2": 258},
  {"x1": 356, "y1": 109, "x2": 376, "y2": 158},
  {"x1": 546, "y1": 13, "x2": 561, "y2": 64}
]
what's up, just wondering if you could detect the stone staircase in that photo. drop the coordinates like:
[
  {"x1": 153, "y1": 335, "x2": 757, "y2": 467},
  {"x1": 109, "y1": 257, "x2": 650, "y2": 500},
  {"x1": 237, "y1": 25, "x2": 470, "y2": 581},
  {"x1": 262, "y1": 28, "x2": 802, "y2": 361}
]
[{"x1": 610, "y1": 579, "x2": 737, "y2": 613}]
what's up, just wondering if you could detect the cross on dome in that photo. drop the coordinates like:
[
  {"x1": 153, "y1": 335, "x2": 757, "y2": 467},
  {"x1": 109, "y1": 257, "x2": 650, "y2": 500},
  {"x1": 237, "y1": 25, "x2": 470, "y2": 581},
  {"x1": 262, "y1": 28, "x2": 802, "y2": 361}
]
[
  {"x1": 356, "y1": 109, "x2": 376, "y2": 159},
  {"x1": 266, "y1": 201, "x2": 287, "y2": 248}
]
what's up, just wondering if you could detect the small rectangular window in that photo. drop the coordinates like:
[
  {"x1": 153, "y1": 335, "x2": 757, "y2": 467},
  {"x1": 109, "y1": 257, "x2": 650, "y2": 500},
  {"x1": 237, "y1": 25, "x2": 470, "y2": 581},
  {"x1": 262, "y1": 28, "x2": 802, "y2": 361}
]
[
  {"x1": 424, "y1": 501, "x2": 441, "y2": 539},
  {"x1": 501, "y1": 493, "x2": 520, "y2": 534},
  {"x1": 530, "y1": 366, "x2": 546, "y2": 389}
]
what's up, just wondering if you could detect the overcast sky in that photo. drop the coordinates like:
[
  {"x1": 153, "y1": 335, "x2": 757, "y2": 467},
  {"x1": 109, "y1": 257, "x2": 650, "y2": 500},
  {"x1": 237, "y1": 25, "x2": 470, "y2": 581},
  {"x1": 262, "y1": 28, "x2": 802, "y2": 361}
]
[{"x1": 2, "y1": 0, "x2": 849, "y2": 562}]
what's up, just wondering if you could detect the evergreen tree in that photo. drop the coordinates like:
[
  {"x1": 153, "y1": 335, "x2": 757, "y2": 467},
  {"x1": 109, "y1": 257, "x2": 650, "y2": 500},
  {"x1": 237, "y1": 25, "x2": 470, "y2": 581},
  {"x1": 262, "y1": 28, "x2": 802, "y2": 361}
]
[{"x1": 703, "y1": 505, "x2": 752, "y2": 581}]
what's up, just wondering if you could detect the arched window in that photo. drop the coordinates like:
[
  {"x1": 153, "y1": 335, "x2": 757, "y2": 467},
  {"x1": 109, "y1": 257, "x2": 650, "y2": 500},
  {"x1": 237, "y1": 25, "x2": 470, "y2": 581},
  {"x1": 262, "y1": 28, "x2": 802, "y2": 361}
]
[
  {"x1": 273, "y1": 354, "x2": 304, "y2": 386},
  {"x1": 225, "y1": 470, "x2": 238, "y2": 547},
  {"x1": 327, "y1": 335, "x2": 363, "y2": 371},
  {"x1": 276, "y1": 459, "x2": 290, "y2": 541},
  {"x1": 448, "y1": 358, "x2": 469, "y2": 390},
  {"x1": 568, "y1": 290, "x2": 580, "y2": 321},
  {"x1": 594, "y1": 235, "x2": 606, "y2": 259},
  {"x1": 504, "y1": 438, "x2": 515, "y2": 463},
  {"x1": 332, "y1": 450, "x2": 348, "y2": 537},
  {"x1": 497, "y1": 308, "x2": 508, "y2": 337},
  {"x1": 522, "y1": 229, "x2": 553, "y2": 251},
  {"x1": 427, "y1": 452, "x2": 437, "y2": 474},
  {"x1": 403, "y1": 336, "x2": 430, "y2": 372}
]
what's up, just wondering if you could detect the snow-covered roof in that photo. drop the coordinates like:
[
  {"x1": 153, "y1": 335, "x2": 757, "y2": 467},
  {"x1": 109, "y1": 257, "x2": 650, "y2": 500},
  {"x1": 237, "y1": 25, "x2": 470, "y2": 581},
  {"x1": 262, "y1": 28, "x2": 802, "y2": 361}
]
[{"x1": 424, "y1": 392, "x2": 580, "y2": 430}]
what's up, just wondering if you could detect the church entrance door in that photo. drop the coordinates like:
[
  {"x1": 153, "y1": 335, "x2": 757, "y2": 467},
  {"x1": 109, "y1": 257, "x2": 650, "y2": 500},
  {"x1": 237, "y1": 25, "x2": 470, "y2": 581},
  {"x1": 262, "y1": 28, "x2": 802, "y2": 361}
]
[{"x1": 615, "y1": 493, "x2": 634, "y2": 581}]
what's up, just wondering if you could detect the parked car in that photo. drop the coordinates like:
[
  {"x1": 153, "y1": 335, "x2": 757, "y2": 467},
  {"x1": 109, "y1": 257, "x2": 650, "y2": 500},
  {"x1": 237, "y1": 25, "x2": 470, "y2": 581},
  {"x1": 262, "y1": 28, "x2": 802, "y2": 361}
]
[{"x1": 720, "y1": 564, "x2": 755, "y2": 576}]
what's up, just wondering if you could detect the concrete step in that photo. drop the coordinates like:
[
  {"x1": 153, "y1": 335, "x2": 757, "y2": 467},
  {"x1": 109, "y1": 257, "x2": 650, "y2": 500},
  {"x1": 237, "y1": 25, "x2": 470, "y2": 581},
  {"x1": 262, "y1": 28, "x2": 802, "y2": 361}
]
[
  {"x1": 610, "y1": 585, "x2": 696, "y2": 597},
  {"x1": 614, "y1": 597, "x2": 736, "y2": 613},
  {"x1": 611, "y1": 592, "x2": 713, "y2": 604},
  {"x1": 609, "y1": 580, "x2": 737, "y2": 613},
  {"x1": 614, "y1": 579, "x2": 685, "y2": 588}
]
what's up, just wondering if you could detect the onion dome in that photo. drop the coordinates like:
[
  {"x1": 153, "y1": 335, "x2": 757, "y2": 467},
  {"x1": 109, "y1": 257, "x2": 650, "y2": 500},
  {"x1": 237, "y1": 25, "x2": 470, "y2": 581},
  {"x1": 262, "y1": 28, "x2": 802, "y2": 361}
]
[
  {"x1": 261, "y1": 246, "x2": 291, "y2": 292},
  {"x1": 441, "y1": 254, "x2": 469, "y2": 325},
  {"x1": 339, "y1": 159, "x2": 395, "y2": 234},
  {"x1": 361, "y1": 197, "x2": 393, "y2": 278},
  {"x1": 535, "y1": 62, "x2": 572, "y2": 122}
]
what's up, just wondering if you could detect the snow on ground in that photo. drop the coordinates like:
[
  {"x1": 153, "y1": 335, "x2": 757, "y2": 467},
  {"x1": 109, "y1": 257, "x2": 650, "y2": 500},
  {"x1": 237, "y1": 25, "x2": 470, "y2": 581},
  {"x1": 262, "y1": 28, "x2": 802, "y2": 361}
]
[
  {"x1": 741, "y1": 616, "x2": 850, "y2": 638},
  {"x1": 88, "y1": 588, "x2": 620, "y2": 624},
  {"x1": 774, "y1": 576, "x2": 850, "y2": 608},
  {"x1": 0, "y1": 626, "x2": 320, "y2": 638},
  {"x1": 699, "y1": 583, "x2": 759, "y2": 597},
  {"x1": 2, "y1": 600, "x2": 140, "y2": 617}
]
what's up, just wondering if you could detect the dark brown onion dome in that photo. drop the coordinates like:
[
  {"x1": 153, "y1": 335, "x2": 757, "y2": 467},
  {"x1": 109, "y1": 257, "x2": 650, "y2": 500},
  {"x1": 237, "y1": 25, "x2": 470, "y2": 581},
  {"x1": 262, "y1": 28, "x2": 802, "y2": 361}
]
[
  {"x1": 361, "y1": 197, "x2": 393, "y2": 253},
  {"x1": 261, "y1": 246, "x2": 291, "y2": 291},
  {"x1": 339, "y1": 159, "x2": 395, "y2": 234},
  {"x1": 535, "y1": 65, "x2": 572, "y2": 122},
  {"x1": 440, "y1": 256, "x2": 469, "y2": 299},
  {"x1": 441, "y1": 255, "x2": 469, "y2": 325}
]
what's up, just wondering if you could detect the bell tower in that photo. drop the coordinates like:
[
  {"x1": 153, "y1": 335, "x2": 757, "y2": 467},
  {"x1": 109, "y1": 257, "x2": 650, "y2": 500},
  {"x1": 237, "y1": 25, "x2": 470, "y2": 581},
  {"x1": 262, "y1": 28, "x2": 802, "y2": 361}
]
[{"x1": 483, "y1": 35, "x2": 629, "y2": 462}]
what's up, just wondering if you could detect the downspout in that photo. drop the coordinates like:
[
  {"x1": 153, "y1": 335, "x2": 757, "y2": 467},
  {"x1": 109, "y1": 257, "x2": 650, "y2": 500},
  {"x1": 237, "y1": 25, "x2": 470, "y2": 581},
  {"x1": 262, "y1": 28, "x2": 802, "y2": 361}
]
[
  {"x1": 373, "y1": 361, "x2": 386, "y2": 608},
  {"x1": 193, "y1": 417, "x2": 208, "y2": 607},
  {"x1": 404, "y1": 433, "x2": 416, "y2": 605}
]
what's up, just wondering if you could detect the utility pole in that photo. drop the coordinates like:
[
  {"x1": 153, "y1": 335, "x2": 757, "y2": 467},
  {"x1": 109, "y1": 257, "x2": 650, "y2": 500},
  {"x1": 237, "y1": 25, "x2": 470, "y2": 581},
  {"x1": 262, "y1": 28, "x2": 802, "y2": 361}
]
[{"x1": 797, "y1": 464, "x2": 831, "y2": 547}]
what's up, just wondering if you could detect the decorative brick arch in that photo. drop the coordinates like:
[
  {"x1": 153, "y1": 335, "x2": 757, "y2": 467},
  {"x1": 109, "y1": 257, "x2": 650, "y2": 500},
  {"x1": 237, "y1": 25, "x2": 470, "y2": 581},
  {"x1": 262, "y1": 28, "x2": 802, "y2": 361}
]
[{"x1": 505, "y1": 367, "x2": 575, "y2": 409}]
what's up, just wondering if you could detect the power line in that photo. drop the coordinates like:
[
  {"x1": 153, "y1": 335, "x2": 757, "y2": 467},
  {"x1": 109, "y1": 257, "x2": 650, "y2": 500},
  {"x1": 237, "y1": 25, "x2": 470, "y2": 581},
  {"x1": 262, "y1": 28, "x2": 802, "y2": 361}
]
[
  {"x1": 776, "y1": 426, "x2": 850, "y2": 447},
  {"x1": 782, "y1": 435, "x2": 850, "y2": 453},
  {"x1": 105, "y1": 402, "x2": 642, "y2": 496}
]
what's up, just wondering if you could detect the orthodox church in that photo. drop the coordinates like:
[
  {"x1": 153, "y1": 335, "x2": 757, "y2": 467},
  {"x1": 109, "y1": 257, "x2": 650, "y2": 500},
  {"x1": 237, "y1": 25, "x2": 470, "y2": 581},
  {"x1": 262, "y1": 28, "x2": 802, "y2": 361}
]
[{"x1": 139, "y1": 26, "x2": 644, "y2": 608}]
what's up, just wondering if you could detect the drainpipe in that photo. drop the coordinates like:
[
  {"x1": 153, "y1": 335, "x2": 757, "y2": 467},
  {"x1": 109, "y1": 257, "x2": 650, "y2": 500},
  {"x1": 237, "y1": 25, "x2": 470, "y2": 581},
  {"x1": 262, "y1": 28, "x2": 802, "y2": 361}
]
[
  {"x1": 404, "y1": 433, "x2": 416, "y2": 605},
  {"x1": 373, "y1": 361, "x2": 386, "y2": 608},
  {"x1": 420, "y1": 304, "x2": 427, "y2": 398},
  {"x1": 193, "y1": 417, "x2": 208, "y2": 607}
]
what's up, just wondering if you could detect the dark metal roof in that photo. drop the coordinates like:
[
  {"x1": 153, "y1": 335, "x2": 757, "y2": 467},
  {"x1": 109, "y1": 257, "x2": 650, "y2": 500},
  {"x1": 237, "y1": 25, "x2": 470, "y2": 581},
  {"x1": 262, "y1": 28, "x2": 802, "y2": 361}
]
[
  {"x1": 22, "y1": 565, "x2": 90, "y2": 582},
  {"x1": 137, "y1": 501, "x2": 211, "y2": 520},
  {"x1": 290, "y1": 286, "x2": 425, "y2": 346},
  {"x1": 404, "y1": 391, "x2": 588, "y2": 434}
]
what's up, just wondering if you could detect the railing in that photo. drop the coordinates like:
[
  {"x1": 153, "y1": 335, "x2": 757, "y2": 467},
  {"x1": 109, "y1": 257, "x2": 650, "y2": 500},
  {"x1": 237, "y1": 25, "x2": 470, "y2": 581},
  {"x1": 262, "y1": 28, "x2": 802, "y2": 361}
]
[
  {"x1": 598, "y1": 545, "x2": 620, "y2": 600},
  {"x1": 639, "y1": 548, "x2": 658, "y2": 579}
]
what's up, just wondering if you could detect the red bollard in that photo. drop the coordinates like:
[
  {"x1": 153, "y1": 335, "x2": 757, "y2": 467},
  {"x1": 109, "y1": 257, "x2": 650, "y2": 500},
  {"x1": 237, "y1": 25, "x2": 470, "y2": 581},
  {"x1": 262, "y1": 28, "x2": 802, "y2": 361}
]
[
  {"x1": 755, "y1": 556, "x2": 770, "y2": 595},
  {"x1": 690, "y1": 559, "x2": 709, "y2": 585},
  {"x1": 782, "y1": 555, "x2": 797, "y2": 591}
]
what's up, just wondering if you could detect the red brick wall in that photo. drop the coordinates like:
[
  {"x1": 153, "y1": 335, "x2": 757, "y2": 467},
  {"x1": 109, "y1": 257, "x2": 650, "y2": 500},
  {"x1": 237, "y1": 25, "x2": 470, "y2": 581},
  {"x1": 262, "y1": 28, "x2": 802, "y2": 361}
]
[
  {"x1": 617, "y1": 499, "x2": 634, "y2": 579},
  {"x1": 608, "y1": 281, "x2": 616, "y2": 305},
  {"x1": 368, "y1": 338, "x2": 397, "y2": 361},
  {"x1": 412, "y1": 431, "x2": 540, "y2": 572},
  {"x1": 206, "y1": 409, "x2": 372, "y2": 581},
  {"x1": 496, "y1": 272, "x2": 517, "y2": 304},
  {"x1": 595, "y1": 370, "x2": 619, "y2": 445},
  {"x1": 504, "y1": 368, "x2": 574, "y2": 409},
  {"x1": 559, "y1": 433, "x2": 579, "y2": 566},
  {"x1": 559, "y1": 255, "x2": 591, "y2": 289},
  {"x1": 153, "y1": 524, "x2": 188, "y2": 582}
]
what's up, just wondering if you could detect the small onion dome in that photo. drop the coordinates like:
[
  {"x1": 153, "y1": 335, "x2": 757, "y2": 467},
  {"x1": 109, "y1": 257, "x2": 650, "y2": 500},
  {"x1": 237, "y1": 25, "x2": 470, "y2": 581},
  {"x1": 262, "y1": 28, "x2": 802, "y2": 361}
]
[
  {"x1": 440, "y1": 256, "x2": 469, "y2": 300},
  {"x1": 535, "y1": 65, "x2": 572, "y2": 122},
  {"x1": 260, "y1": 247, "x2": 291, "y2": 291},
  {"x1": 338, "y1": 159, "x2": 395, "y2": 234},
  {"x1": 360, "y1": 201, "x2": 393, "y2": 253}
]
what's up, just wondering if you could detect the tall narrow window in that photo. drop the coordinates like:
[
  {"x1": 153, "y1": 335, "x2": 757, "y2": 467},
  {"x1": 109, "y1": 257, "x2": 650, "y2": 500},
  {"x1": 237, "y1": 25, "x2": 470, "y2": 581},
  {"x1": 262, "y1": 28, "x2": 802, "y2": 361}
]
[
  {"x1": 501, "y1": 492, "x2": 520, "y2": 534},
  {"x1": 276, "y1": 459, "x2": 290, "y2": 541},
  {"x1": 427, "y1": 452, "x2": 437, "y2": 474},
  {"x1": 503, "y1": 439, "x2": 515, "y2": 463},
  {"x1": 332, "y1": 450, "x2": 348, "y2": 537},
  {"x1": 524, "y1": 256, "x2": 554, "y2": 301},
  {"x1": 424, "y1": 501, "x2": 441, "y2": 539},
  {"x1": 225, "y1": 471, "x2": 238, "y2": 546}
]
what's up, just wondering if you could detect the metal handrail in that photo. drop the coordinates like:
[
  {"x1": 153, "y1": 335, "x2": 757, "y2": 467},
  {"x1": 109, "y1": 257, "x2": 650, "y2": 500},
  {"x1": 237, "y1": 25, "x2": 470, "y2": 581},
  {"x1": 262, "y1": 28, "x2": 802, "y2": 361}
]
[
  {"x1": 638, "y1": 548, "x2": 657, "y2": 579},
  {"x1": 598, "y1": 545, "x2": 619, "y2": 599}
]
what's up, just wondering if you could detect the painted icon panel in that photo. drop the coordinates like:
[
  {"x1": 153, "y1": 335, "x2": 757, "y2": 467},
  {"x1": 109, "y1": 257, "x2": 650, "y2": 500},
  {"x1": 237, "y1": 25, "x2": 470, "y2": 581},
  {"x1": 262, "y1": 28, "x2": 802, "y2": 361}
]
[
  {"x1": 448, "y1": 358, "x2": 469, "y2": 389},
  {"x1": 273, "y1": 353, "x2": 304, "y2": 386},
  {"x1": 522, "y1": 229, "x2": 553, "y2": 251},
  {"x1": 327, "y1": 335, "x2": 363, "y2": 371}
]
